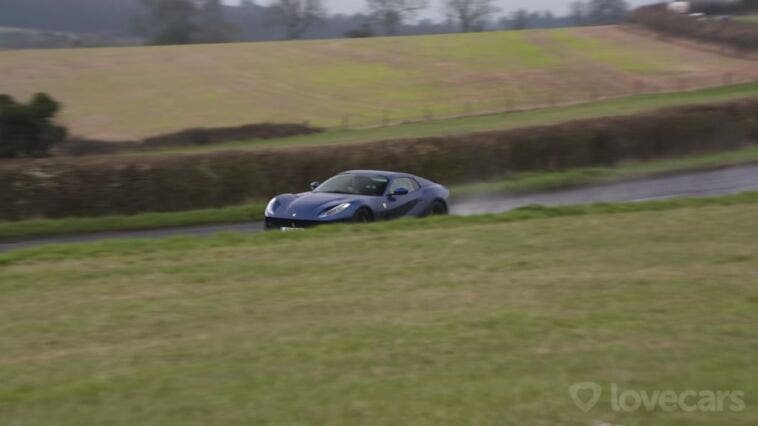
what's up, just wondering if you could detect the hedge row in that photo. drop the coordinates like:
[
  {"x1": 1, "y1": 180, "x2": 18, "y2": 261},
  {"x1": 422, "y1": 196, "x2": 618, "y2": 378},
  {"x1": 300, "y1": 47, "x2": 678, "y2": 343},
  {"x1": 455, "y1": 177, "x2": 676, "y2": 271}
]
[
  {"x1": 55, "y1": 122, "x2": 321, "y2": 156},
  {"x1": 631, "y1": 4, "x2": 758, "y2": 51},
  {"x1": 1, "y1": 98, "x2": 757, "y2": 220}
]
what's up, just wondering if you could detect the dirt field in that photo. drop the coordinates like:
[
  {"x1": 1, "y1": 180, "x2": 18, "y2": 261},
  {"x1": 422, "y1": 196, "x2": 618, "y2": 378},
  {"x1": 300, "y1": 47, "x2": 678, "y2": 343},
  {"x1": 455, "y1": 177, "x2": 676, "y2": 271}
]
[{"x1": 1, "y1": 25, "x2": 757, "y2": 140}]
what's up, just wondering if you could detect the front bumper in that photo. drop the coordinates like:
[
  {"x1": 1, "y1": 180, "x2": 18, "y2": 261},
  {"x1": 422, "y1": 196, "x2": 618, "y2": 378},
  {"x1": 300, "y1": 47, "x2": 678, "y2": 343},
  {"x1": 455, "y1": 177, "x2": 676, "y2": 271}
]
[
  {"x1": 265, "y1": 217, "x2": 321, "y2": 230},
  {"x1": 264, "y1": 215, "x2": 357, "y2": 230}
]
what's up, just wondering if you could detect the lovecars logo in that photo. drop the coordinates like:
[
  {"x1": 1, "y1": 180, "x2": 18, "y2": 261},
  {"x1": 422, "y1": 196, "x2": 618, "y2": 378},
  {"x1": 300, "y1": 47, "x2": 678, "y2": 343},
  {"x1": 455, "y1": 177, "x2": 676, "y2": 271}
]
[{"x1": 568, "y1": 382, "x2": 745, "y2": 413}]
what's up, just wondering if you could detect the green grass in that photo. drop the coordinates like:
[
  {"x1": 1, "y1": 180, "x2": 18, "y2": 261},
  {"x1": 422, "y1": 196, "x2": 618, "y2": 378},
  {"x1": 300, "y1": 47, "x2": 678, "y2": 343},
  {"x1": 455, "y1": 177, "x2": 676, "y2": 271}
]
[
  {"x1": 1, "y1": 25, "x2": 756, "y2": 140},
  {"x1": 549, "y1": 28, "x2": 678, "y2": 73},
  {"x1": 0, "y1": 202, "x2": 266, "y2": 242},
  {"x1": 1, "y1": 193, "x2": 757, "y2": 425},
  {"x1": 148, "y1": 83, "x2": 758, "y2": 154},
  {"x1": 3, "y1": 146, "x2": 758, "y2": 242},
  {"x1": 450, "y1": 144, "x2": 758, "y2": 197},
  {"x1": 735, "y1": 15, "x2": 758, "y2": 24}
]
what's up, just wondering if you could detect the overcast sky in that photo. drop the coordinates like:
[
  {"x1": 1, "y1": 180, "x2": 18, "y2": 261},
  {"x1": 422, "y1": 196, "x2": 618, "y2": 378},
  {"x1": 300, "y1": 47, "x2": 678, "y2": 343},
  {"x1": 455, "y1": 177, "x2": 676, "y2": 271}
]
[{"x1": 233, "y1": 0, "x2": 659, "y2": 20}]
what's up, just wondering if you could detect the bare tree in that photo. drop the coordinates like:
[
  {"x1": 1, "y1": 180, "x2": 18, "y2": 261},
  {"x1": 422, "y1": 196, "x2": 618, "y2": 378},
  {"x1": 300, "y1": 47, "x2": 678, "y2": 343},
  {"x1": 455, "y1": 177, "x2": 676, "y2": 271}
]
[
  {"x1": 443, "y1": 0, "x2": 499, "y2": 32},
  {"x1": 270, "y1": 0, "x2": 326, "y2": 39},
  {"x1": 366, "y1": 0, "x2": 429, "y2": 35}
]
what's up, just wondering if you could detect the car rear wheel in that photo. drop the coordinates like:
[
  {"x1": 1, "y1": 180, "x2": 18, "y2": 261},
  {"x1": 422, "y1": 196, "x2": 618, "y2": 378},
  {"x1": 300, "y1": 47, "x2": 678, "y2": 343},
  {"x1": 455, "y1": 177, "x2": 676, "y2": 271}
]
[
  {"x1": 352, "y1": 208, "x2": 373, "y2": 223},
  {"x1": 429, "y1": 200, "x2": 448, "y2": 216}
]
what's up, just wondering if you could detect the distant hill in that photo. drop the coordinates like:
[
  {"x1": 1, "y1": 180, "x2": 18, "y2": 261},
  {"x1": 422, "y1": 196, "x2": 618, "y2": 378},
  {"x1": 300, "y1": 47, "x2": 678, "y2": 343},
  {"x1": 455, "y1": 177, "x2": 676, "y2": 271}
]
[
  {"x1": 0, "y1": 0, "x2": 142, "y2": 34},
  {"x1": 0, "y1": 26, "x2": 139, "y2": 49}
]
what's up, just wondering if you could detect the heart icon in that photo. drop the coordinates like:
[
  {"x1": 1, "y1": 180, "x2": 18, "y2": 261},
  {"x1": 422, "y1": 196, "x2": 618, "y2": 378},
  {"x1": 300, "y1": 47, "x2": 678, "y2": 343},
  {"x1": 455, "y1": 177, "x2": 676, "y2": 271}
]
[{"x1": 569, "y1": 382, "x2": 602, "y2": 413}]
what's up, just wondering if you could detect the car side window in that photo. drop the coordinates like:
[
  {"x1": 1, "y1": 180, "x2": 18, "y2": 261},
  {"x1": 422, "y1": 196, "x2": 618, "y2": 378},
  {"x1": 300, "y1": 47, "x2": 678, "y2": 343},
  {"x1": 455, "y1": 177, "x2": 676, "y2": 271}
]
[{"x1": 388, "y1": 177, "x2": 419, "y2": 194}]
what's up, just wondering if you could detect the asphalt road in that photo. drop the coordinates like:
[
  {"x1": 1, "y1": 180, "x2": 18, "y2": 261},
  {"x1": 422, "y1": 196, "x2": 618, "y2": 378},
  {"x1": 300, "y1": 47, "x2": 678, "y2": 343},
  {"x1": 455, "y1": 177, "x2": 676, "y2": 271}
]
[{"x1": 2, "y1": 164, "x2": 758, "y2": 253}]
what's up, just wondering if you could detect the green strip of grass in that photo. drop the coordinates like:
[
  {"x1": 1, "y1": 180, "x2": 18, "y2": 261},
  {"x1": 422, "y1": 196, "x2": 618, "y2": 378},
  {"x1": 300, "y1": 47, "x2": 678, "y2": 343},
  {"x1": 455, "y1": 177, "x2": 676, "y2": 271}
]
[
  {"x1": 147, "y1": 82, "x2": 758, "y2": 154},
  {"x1": 450, "y1": 144, "x2": 758, "y2": 197},
  {"x1": 1, "y1": 194, "x2": 756, "y2": 425},
  {"x1": 735, "y1": 15, "x2": 758, "y2": 24},
  {"x1": 3, "y1": 190, "x2": 757, "y2": 265},
  {"x1": 0, "y1": 201, "x2": 266, "y2": 242},
  {"x1": 2, "y1": 146, "x2": 757, "y2": 242}
]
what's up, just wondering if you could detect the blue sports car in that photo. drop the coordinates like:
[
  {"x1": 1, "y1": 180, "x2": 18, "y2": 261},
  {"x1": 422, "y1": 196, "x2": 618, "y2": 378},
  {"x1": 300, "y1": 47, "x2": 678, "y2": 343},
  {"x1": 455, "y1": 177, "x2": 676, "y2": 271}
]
[{"x1": 264, "y1": 170, "x2": 449, "y2": 230}]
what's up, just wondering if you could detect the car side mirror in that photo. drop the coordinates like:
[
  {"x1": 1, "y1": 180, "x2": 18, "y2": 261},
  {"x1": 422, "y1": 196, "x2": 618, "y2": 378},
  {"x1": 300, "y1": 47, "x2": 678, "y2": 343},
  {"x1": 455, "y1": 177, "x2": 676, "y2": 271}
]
[
  {"x1": 391, "y1": 188, "x2": 409, "y2": 196},
  {"x1": 310, "y1": 181, "x2": 320, "y2": 191}
]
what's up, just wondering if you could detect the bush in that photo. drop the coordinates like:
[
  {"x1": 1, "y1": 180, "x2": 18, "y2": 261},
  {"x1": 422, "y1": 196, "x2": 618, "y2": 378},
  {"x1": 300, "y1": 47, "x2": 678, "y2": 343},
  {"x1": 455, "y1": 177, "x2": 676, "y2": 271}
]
[
  {"x1": 55, "y1": 123, "x2": 321, "y2": 156},
  {"x1": 0, "y1": 98, "x2": 756, "y2": 220},
  {"x1": 631, "y1": 4, "x2": 758, "y2": 52},
  {"x1": 0, "y1": 93, "x2": 67, "y2": 158}
]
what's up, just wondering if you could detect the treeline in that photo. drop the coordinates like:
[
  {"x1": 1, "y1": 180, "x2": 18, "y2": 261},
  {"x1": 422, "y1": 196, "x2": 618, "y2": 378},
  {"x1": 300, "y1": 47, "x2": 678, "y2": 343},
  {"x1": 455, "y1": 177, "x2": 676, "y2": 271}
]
[
  {"x1": 1, "y1": 98, "x2": 755, "y2": 220},
  {"x1": 631, "y1": 3, "x2": 758, "y2": 52},
  {"x1": 0, "y1": 0, "x2": 631, "y2": 46},
  {"x1": 688, "y1": 0, "x2": 758, "y2": 15}
]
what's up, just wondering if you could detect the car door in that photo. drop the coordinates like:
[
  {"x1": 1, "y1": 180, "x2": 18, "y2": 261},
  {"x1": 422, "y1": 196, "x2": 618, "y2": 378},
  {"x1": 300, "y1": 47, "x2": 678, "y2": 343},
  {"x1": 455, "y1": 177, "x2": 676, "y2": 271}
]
[{"x1": 382, "y1": 177, "x2": 422, "y2": 220}]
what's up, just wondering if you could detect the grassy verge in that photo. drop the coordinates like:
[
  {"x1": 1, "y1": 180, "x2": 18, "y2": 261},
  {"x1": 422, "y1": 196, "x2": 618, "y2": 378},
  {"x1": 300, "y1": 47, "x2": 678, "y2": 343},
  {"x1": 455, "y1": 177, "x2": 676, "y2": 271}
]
[
  {"x1": 2, "y1": 146, "x2": 757, "y2": 242},
  {"x1": 450, "y1": 144, "x2": 758, "y2": 197},
  {"x1": 147, "y1": 83, "x2": 758, "y2": 154},
  {"x1": 735, "y1": 15, "x2": 758, "y2": 24},
  {"x1": 1, "y1": 194, "x2": 756, "y2": 425},
  {"x1": 0, "y1": 201, "x2": 266, "y2": 242}
]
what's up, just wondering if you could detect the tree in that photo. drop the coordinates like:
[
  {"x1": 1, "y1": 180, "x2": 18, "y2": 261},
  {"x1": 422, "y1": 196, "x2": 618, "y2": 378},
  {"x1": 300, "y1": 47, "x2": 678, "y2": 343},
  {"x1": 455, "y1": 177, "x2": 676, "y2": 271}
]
[
  {"x1": 135, "y1": 0, "x2": 200, "y2": 45},
  {"x1": 586, "y1": 0, "x2": 628, "y2": 25},
  {"x1": 345, "y1": 23, "x2": 375, "y2": 38},
  {"x1": 270, "y1": 0, "x2": 326, "y2": 39},
  {"x1": 194, "y1": 0, "x2": 241, "y2": 43},
  {"x1": 0, "y1": 93, "x2": 67, "y2": 158},
  {"x1": 510, "y1": 9, "x2": 530, "y2": 30},
  {"x1": 569, "y1": 1, "x2": 589, "y2": 25},
  {"x1": 443, "y1": 0, "x2": 499, "y2": 32},
  {"x1": 366, "y1": 0, "x2": 428, "y2": 35},
  {"x1": 133, "y1": 0, "x2": 241, "y2": 44}
]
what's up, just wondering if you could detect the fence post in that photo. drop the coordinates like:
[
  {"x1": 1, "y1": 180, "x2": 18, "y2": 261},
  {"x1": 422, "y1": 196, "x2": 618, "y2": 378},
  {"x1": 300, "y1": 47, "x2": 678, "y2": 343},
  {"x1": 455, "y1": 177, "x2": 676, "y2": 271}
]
[
  {"x1": 723, "y1": 72, "x2": 734, "y2": 86},
  {"x1": 506, "y1": 99, "x2": 514, "y2": 112},
  {"x1": 548, "y1": 93, "x2": 556, "y2": 107},
  {"x1": 633, "y1": 80, "x2": 644, "y2": 95},
  {"x1": 677, "y1": 77, "x2": 686, "y2": 92}
]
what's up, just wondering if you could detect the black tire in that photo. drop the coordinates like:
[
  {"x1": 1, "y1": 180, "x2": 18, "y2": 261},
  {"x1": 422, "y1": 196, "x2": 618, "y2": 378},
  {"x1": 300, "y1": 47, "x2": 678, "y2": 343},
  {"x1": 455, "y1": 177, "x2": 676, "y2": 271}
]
[
  {"x1": 428, "y1": 200, "x2": 448, "y2": 216},
  {"x1": 352, "y1": 208, "x2": 373, "y2": 223}
]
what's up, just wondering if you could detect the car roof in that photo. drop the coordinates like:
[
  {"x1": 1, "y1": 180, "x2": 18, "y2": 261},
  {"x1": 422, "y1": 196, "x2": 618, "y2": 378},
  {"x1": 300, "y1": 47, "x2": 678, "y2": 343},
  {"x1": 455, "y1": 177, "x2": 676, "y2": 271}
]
[{"x1": 341, "y1": 170, "x2": 412, "y2": 179}]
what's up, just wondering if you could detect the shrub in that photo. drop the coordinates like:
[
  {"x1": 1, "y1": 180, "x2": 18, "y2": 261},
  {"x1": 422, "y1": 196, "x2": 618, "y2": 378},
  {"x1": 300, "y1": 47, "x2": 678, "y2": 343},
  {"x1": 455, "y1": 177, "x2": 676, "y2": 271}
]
[
  {"x1": 631, "y1": 4, "x2": 758, "y2": 52},
  {"x1": 54, "y1": 123, "x2": 321, "y2": 156},
  {"x1": 0, "y1": 93, "x2": 67, "y2": 158},
  {"x1": 0, "y1": 98, "x2": 756, "y2": 220}
]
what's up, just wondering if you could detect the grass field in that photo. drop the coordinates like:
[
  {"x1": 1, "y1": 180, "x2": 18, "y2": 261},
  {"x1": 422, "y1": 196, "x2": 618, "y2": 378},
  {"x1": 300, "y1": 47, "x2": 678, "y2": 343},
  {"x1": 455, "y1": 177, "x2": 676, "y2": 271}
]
[
  {"x1": 1, "y1": 26, "x2": 757, "y2": 140},
  {"x1": 147, "y1": 83, "x2": 758, "y2": 154},
  {"x1": 735, "y1": 15, "x2": 758, "y2": 24},
  {"x1": 1, "y1": 194, "x2": 756, "y2": 425},
  {"x1": 2, "y1": 145, "x2": 758, "y2": 241}
]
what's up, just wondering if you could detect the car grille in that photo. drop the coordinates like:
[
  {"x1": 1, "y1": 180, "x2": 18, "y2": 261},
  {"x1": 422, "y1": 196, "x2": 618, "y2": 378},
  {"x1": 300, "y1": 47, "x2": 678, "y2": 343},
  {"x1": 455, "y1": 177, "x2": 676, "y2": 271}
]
[{"x1": 265, "y1": 217, "x2": 322, "y2": 229}]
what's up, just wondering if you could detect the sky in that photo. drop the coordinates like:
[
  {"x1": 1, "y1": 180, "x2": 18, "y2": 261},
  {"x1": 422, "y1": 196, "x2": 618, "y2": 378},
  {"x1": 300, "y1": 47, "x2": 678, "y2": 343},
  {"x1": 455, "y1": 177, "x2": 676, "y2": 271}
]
[{"x1": 231, "y1": 0, "x2": 659, "y2": 20}]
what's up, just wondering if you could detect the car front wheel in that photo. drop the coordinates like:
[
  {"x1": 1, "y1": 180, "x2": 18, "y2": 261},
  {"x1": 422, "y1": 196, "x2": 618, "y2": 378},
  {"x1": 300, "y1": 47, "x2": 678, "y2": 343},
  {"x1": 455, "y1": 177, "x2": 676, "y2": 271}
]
[
  {"x1": 352, "y1": 208, "x2": 373, "y2": 223},
  {"x1": 429, "y1": 200, "x2": 448, "y2": 216}
]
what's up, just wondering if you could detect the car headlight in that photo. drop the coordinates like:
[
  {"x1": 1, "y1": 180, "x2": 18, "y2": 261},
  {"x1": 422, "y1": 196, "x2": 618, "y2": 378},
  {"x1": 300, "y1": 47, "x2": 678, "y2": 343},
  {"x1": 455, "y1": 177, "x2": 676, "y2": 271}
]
[
  {"x1": 265, "y1": 198, "x2": 279, "y2": 217},
  {"x1": 319, "y1": 202, "x2": 351, "y2": 218}
]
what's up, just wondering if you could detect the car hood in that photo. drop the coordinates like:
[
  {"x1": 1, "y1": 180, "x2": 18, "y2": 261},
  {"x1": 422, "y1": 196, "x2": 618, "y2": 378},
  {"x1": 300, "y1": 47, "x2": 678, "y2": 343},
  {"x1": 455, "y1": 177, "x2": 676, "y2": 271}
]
[{"x1": 276, "y1": 192, "x2": 361, "y2": 220}]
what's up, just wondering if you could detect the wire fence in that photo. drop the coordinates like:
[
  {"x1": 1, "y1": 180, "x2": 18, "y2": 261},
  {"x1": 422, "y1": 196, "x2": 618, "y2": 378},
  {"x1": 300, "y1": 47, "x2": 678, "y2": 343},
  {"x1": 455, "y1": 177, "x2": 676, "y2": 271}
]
[{"x1": 333, "y1": 72, "x2": 754, "y2": 131}]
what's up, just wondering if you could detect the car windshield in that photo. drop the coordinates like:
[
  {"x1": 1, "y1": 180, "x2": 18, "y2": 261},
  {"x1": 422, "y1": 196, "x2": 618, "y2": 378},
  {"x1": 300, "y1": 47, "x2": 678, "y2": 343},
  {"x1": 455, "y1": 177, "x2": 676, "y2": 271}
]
[{"x1": 314, "y1": 174, "x2": 389, "y2": 196}]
